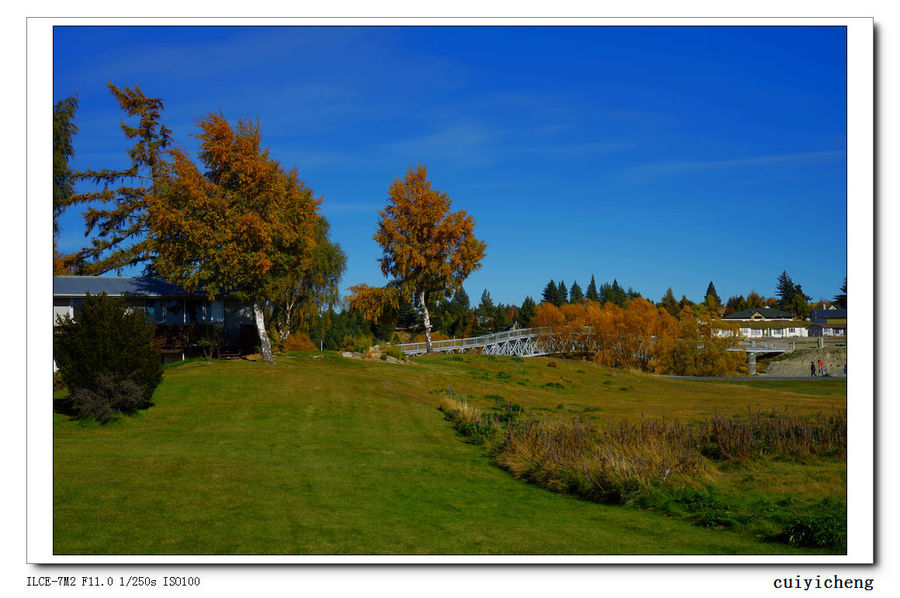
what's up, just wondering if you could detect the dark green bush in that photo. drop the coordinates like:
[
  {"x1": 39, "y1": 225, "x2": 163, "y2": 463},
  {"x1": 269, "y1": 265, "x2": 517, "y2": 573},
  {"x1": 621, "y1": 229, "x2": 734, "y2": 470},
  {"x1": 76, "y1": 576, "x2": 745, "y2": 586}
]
[
  {"x1": 70, "y1": 373, "x2": 148, "y2": 423},
  {"x1": 54, "y1": 292, "x2": 163, "y2": 408},
  {"x1": 777, "y1": 498, "x2": 847, "y2": 549}
]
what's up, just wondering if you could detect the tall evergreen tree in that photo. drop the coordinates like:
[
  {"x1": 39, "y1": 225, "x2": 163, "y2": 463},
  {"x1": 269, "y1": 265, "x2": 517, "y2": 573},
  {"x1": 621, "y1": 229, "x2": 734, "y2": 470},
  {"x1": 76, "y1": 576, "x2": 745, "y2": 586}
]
[
  {"x1": 610, "y1": 279, "x2": 627, "y2": 307},
  {"x1": 598, "y1": 282, "x2": 612, "y2": 305},
  {"x1": 585, "y1": 275, "x2": 599, "y2": 302},
  {"x1": 569, "y1": 280, "x2": 584, "y2": 303},
  {"x1": 626, "y1": 286, "x2": 642, "y2": 300},
  {"x1": 518, "y1": 296, "x2": 537, "y2": 327},
  {"x1": 53, "y1": 95, "x2": 79, "y2": 237},
  {"x1": 705, "y1": 281, "x2": 721, "y2": 306},
  {"x1": 557, "y1": 280, "x2": 568, "y2": 306},
  {"x1": 659, "y1": 287, "x2": 679, "y2": 316},
  {"x1": 791, "y1": 284, "x2": 811, "y2": 318},
  {"x1": 834, "y1": 277, "x2": 847, "y2": 309},
  {"x1": 450, "y1": 287, "x2": 470, "y2": 312},
  {"x1": 541, "y1": 279, "x2": 558, "y2": 305},
  {"x1": 479, "y1": 289, "x2": 494, "y2": 310},
  {"x1": 72, "y1": 84, "x2": 173, "y2": 274},
  {"x1": 775, "y1": 271, "x2": 796, "y2": 310}
]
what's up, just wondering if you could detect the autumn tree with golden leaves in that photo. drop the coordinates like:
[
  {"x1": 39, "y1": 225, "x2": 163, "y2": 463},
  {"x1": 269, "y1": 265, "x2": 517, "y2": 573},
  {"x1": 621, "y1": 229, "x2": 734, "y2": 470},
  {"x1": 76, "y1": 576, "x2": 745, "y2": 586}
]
[
  {"x1": 149, "y1": 113, "x2": 320, "y2": 364},
  {"x1": 349, "y1": 165, "x2": 485, "y2": 353},
  {"x1": 531, "y1": 298, "x2": 743, "y2": 376}
]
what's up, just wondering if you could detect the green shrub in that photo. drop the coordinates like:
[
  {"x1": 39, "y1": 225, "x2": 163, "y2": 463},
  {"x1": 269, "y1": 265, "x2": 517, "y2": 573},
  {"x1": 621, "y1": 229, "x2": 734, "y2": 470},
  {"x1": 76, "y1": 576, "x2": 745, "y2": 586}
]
[
  {"x1": 70, "y1": 373, "x2": 149, "y2": 423},
  {"x1": 340, "y1": 333, "x2": 373, "y2": 354},
  {"x1": 54, "y1": 292, "x2": 163, "y2": 407},
  {"x1": 382, "y1": 344, "x2": 406, "y2": 361},
  {"x1": 777, "y1": 498, "x2": 847, "y2": 549}
]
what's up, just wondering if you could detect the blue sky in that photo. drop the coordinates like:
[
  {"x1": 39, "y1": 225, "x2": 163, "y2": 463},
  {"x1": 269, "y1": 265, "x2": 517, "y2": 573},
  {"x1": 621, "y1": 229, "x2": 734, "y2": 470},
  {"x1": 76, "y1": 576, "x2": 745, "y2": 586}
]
[{"x1": 53, "y1": 25, "x2": 847, "y2": 306}]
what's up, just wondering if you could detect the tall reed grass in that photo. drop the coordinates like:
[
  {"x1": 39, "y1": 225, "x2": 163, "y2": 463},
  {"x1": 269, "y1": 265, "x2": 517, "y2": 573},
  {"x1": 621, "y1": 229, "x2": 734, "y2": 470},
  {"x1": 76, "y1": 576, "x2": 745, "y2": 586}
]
[{"x1": 440, "y1": 396, "x2": 846, "y2": 506}]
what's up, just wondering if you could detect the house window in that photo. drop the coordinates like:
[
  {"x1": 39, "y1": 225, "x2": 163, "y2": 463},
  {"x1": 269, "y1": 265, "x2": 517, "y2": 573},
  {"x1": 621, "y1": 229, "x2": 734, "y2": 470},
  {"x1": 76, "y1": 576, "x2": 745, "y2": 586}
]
[
  {"x1": 208, "y1": 300, "x2": 224, "y2": 323},
  {"x1": 145, "y1": 299, "x2": 164, "y2": 324},
  {"x1": 165, "y1": 299, "x2": 184, "y2": 325},
  {"x1": 185, "y1": 299, "x2": 204, "y2": 324},
  {"x1": 788, "y1": 328, "x2": 796, "y2": 334}
]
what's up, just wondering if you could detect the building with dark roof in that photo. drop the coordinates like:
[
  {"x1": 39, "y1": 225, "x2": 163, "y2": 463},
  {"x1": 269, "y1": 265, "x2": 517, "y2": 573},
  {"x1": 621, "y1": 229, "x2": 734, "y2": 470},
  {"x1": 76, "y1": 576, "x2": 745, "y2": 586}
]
[
  {"x1": 715, "y1": 306, "x2": 808, "y2": 339},
  {"x1": 722, "y1": 307, "x2": 794, "y2": 321},
  {"x1": 53, "y1": 276, "x2": 255, "y2": 361},
  {"x1": 809, "y1": 308, "x2": 847, "y2": 338}
]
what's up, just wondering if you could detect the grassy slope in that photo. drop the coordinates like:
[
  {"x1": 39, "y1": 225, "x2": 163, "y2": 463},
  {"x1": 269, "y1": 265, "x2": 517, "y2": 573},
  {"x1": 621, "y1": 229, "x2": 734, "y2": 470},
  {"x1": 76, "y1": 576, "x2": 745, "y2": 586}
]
[{"x1": 53, "y1": 353, "x2": 845, "y2": 555}]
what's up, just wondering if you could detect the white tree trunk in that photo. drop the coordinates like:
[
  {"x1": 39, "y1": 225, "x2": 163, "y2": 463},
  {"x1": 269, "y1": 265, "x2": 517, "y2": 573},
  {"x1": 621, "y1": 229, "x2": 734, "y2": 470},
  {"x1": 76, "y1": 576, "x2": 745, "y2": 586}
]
[
  {"x1": 253, "y1": 300, "x2": 275, "y2": 364},
  {"x1": 419, "y1": 290, "x2": 433, "y2": 354}
]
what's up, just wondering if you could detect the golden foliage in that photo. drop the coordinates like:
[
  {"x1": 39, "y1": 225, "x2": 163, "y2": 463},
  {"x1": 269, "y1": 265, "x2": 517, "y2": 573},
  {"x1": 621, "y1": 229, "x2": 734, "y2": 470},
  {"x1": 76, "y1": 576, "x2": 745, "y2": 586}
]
[
  {"x1": 374, "y1": 165, "x2": 486, "y2": 302},
  {"x1": 347, "y1": 284, "x2": 400, "y2": 324},
  {"x1": 148, "y1": 113, "x2": 320, "y2": 303},
  {"x1": 533, "y1": 299, "x2": 742, "y2": 376},
  {"x1": 282, "y1": 332, "x2": 317, "y2": 352}
]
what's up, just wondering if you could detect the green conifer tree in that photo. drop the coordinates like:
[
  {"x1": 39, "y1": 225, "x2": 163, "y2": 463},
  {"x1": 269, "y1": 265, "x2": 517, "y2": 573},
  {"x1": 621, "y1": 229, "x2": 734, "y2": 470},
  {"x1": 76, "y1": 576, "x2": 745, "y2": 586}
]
[
  {"x1": 659, "y1": 287, "x2": 679, "y2": 316},
  {"x1": 585, "y1": 275, "x2": 599, "y2": 302},
  {"x1": 557, "y1": 280, "x2": 568, "y2": 306},
  {"x1": 541, "y1": 279, "x2": 558, "y2": 305},
  {"x1": 569, "y1": 280, "x2": 584, "y2": 303}
]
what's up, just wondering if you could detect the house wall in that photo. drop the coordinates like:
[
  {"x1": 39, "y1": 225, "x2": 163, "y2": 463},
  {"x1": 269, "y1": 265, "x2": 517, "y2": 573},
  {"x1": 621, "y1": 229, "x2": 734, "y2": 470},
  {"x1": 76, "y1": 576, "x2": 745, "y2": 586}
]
[{"x1": 713, "y1": 324, "x2": 809, "y2": 339}]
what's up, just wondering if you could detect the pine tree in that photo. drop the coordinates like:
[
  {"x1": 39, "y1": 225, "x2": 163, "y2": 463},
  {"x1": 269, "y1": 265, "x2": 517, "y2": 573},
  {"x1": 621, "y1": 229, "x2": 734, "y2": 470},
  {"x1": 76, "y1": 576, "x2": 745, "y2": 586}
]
[
  {"x1": 72, "y1": 84, "x2": 173, "y2": 274},
  {"x1": 611, "y1": 279, "x2": 627, "y2": 307},
  {"x1": 518, "y1": 296, "x2": 537, "y2": 326},
  {"x1": 705, "y1": 281, "x2": 721, "y2": 307},
  {"x1": 791, "y1": 284, "x2": 811, "y2": 318},
  {"x1": 541, "y1": 279, "x2": 558, "y2": 305},
  {"x1": 598, "y1": 282, "x2": 612, "y2": 305},
  {"x1": 53, "y1": 95, "x2": 79, "y2": 237},
  {"x1": 834, "y1": 277, "x2": 847, "y2": 309},
  {"x1": 585, "y1": 275, "x2": 599, "y2": 302},
  {"x1": 451, "y1": 287, "x2": 470, "y2": 312},
  {"x1": 569, "y1": 280, "x2": 584, "y2": 303},
  {"x1": 557, "y1": 280, "x2": 568, "y2": 306},
  {"x1": 775, "y1": 271, "x2": 795, "y2": 310},
  {"x1": 659, "y1": 287, "x2": 679, "y2": 316}
]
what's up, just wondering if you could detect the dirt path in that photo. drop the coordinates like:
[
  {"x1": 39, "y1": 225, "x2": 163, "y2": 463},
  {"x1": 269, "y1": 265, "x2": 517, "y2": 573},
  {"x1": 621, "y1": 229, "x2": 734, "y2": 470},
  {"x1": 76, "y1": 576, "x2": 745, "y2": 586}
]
[{"x1": 760, "y1": 346, "x2": 847, "y2": 378}]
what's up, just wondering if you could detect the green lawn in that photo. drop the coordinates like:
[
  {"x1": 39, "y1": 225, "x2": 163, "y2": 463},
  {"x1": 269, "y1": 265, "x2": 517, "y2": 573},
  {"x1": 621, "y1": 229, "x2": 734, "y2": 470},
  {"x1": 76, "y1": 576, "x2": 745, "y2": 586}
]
[{"x1": 53, "y1": 352, "x2": 846, "y2": 555}]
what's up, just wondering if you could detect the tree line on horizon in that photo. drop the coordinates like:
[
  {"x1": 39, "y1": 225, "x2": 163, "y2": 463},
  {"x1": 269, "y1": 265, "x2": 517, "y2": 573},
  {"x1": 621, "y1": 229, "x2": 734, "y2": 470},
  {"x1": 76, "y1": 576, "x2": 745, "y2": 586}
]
[{"x1": 53, "y1": 85, "x2": 847, "y2": 364}]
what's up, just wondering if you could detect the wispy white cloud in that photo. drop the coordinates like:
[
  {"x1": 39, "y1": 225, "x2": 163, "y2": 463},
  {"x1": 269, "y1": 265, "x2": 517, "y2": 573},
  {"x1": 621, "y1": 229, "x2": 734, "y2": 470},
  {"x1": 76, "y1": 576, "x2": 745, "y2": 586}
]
[
  {"x1": 377, "y1": 124, "x2": 498, "y2": 167},
  {"x1": 623, "y1": 150, "x2": 845, "y2": 179}
]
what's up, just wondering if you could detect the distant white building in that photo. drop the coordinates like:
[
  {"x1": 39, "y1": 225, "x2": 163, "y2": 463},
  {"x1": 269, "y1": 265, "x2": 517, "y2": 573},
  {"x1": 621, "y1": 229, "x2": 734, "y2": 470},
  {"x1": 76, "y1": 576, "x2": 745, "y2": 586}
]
[{"x1": 713, "y1": 307, "x2": 809, "y2": 339}]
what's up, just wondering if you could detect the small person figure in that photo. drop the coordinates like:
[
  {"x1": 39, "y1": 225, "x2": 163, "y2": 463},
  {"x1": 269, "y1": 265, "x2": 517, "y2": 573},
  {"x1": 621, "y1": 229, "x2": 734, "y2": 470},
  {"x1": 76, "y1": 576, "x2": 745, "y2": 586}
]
[
  {"x1": 615, "y1": 358, "x2": 620, "y2": 369},
  {"x1": 823, "y1": 363, "x2": 828, "y2": 377},
  {"x1": 810, "y1": 361, "x2": 816, "y2": 377},
  {"x1": 818, "y1": 360, "x2": 824, "y2": 376}
]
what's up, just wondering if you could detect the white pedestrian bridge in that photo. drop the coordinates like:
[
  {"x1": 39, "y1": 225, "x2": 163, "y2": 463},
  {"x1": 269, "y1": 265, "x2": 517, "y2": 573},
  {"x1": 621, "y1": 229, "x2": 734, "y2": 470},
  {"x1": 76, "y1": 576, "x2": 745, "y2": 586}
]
[
  {"x1": 397, "y1": 328, "x2": 796, "y2": 359},
  {"x1": 398, "y1": 327, "x2": 553, "y2": 358}
]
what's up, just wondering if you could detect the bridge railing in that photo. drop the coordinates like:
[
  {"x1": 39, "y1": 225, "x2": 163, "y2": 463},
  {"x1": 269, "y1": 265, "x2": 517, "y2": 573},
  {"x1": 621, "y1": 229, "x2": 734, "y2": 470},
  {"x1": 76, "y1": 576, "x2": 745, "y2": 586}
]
[{"x1": 398, "y1": 327, "x2": 549, "y2": 355}]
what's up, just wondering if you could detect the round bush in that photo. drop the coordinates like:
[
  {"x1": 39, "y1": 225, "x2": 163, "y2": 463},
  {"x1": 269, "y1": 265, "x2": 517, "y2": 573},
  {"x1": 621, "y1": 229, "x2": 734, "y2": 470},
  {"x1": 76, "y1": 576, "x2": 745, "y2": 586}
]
[
  {"x1": 70, "y1": 373, "x2": 148, "y2": 423},
  {"x1": 54, "y1": 292, "x2": 163, "y2": 407}
]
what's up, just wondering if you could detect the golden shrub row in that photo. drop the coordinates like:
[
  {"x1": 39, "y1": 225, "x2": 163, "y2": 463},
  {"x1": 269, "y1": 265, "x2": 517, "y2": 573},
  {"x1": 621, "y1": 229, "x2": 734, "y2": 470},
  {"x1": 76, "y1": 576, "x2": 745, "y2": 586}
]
[{"x1": 529, "y1": 299, "x2": 746, "y2": 376}]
